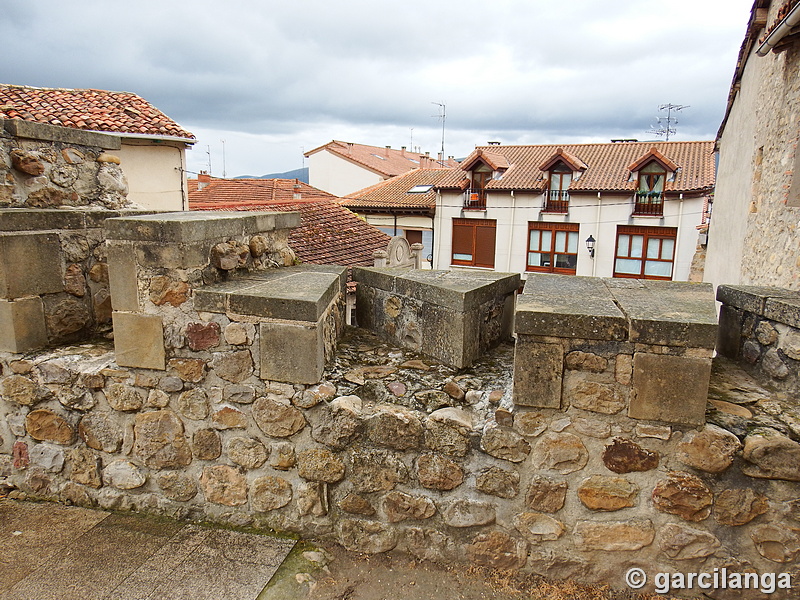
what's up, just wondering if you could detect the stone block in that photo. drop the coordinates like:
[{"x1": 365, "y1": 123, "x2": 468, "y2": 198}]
[
  {"x1": 716, "y1": 284, "x2": 799, "y2": 316},
  {"x1": 106, "y1": 243, "x2": 140, "y2": 311},
  {"x1": 716, "y1": 304, "x2": 743, "y2": 359},
  {"x1": 764, "y1": 297, "x2": 800, "y2": 329},
  {"x1": 0, "y1": 297, "x2": 48, "y2": 352},
  {"x1": 260, "y1": 320, "x2": 324, "y2": 384},
  {"x1": 3, "y1": 118, "x2": 121, "y2": 149},
  {"x1": 629, "y1": 353, "x2": 711, "y2": 425},
  {"x1": 513, "y1": 339, "x2": 563, "y2": 408},
  {"x1": 517, "y1": 274, "x2": 627, "y2": 340},
  {"x1": 112, "y1": 312, "x2": 165, "y2": 370},
  {"x1": 0, "y1": 232, "x2": 63, "y2": 298}
]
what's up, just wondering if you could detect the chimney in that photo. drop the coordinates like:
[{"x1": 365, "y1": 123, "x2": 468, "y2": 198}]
[
  {"x1": 293, "y1": 180, "x2": 302, "y2": 200},
  {"x1": 488, "y1": 141, "x2": 500, "y2": 145},
  {"x1": 385, "y1": 145, "x2": 390, "y2": 157},
  {"x1": 401, "y1": 146, "x2": 406, "y2": 156},
  {"x1": 198, "y1": 170, "x2": 210, "y2": 191},
  {"x1": 438, "y1": 152, "x2": 443, "y2": 162}
]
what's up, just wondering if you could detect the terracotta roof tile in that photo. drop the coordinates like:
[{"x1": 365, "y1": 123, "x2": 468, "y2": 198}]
[
  {"x1": 0, "y1": 84, "x2": 195, "y2": 140},
  {"x1": 436, "y1": 141, "x2": 715, "y2": 194},
  {"x1": 342, "y1": 168, "x2": 453, "y2": 213},
  {"x1": 188, "y1": 178, "x2": 390, "y2": 268},
  {"x1": 304, "y1": 140, "x2": 458, "y2": 178}
]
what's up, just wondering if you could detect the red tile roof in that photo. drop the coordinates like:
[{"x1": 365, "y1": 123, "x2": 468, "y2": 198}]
[
  {"x1": 436, "y1": 141, "x2": 715, "y2": 195},
  {"x1": 188, "y1": 178, "x2": 390, "y2": 268},
  {"x1": 342, "y1": 168, "x2": 453, "y2": 215},
  {"x1": 0, "y1": 84, "x2": 195, "y2": 140},
  {"x1": 304, "y1": 140, "x2": 458, "y2": 178}
]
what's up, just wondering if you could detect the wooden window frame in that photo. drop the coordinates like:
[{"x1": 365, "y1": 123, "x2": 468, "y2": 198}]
[
  {"x1": 452, "y1": 218, "x2": 496, "y2": 268},
  {"x1": 526, "y1": 222, "x2": 579, "y2": 274},
  {"x1": 613, "y1": 225, "x2": 677, "y2": 280}
]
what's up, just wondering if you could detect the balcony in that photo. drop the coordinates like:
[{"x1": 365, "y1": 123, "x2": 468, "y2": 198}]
[
  {"x1": 542, "y1": 190, "x2": 570, "y2": 213},
  {"x1": 464, "y1": 188, "x2": 486, "y2": 210},
  {"x1": 632, "y1": 192, "x2": 664, "y2": 216}
]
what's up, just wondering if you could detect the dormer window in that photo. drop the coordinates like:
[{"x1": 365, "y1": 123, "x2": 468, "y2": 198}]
[
  {"x1": 465, "y1": 163, "x2": 492, "y2": 209},
  {"x1": 544, "y1": 161, "x2": 572, "y2": 213},
  {"x1": 633, "y1": 161, "x2": 666, "y2": 216}
]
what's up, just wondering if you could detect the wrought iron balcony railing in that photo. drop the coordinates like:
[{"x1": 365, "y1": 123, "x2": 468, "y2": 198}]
[
  {"x1": 464, "y1": 188, "x2": 486, "y2": 210},
  {"x1": 542, "y1": 190, "x2": 570, "y2": 213},
  {"x1": 632, "y1": 192, "x2": 664, "y2": 216}
]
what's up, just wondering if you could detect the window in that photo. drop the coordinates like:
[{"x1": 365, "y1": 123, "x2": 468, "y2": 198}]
[
  {"x1": 634, "y1": 162, "x2": 666, "y2": 215},
  {"x1": 527, "y1": 222, "x2": 579, "y2": 274},
  {"x1": 544, "y1": 162, "x2": 572, "y2": 213},
  {"x1": 465, "y1": 163, "x2": 492, "y2": 209},
  {"x1": 452, "y1": 218, "x2": 496, "y2": 268},
  {"x1": 408, "y1": 184, "x2": 433, "y2": 193},
  {"x1": 614, "y1": 225, "x2": 676, "y2": 280}
]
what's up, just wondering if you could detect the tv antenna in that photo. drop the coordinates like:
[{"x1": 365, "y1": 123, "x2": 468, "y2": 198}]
[
  {"x1": 221, "y1": 139, "x2": 227, "y2": 178},
  {"x1": 206, "y1": 145, "x2": 212, "y2": 174},
  {"x1": 431, "y1": 101, "x2": 446, "y2": 161},
  {"x1": 647, "y1": 103, "x2": 689, "y2": 141}
]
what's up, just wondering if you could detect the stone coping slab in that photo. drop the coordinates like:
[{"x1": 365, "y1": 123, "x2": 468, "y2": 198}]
[
  {"x1": 517, "y1": 274, "x2": 628, "y2": 340},
  {"x1": 0, "y1": 208, "x2": 159, "y2": 232},
  {"x1": 717, "y1": 285, "x2": 800, "y2": 320},
  {"x1": 104, "y1": 211, "x2": 301, "y2": 243},
  {"x1": 607, "y1": 280, "x2": 718, "y2": 348},
  {"x1": 195, "y1": 265, "x2": 345, "y2": 322},
  {"x1": 353, "y1": 267, "x2": 519, "y2": 312},
  {"x1": 764, "y1": 297, "x2": 800, "y2": 329}
]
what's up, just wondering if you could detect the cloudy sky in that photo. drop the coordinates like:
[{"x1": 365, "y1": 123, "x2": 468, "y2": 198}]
[{"x1": 3, "y1": 0, "x2": 753, "y2": 177}]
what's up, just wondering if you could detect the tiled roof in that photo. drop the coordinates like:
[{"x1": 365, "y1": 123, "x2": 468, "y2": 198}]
[
  {"x1": 189, "y1": 178, "x2": 390, "y2": 268},
  {"x1": 436, "y1": 141, "x2": 715, "y2": 194},
  {"x1": 304, "y1": 140, "x2": 458, "y2": 178},
  {"x1": 342, "y1": 168, "x2": 453, "y2": 214},
  {"x1": 188, "y1": 176, "x2": 338, "y2": 203},
  {"x1": 0, "y1": 84, "x2": 195, "y2": 140}
]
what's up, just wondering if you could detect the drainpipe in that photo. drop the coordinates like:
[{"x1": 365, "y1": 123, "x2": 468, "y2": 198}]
[
  {"x1": 507, "y1": 191, "x2": 516, "y2": 273},
  {"x1": 757, "y1": 3, "x2": 800, "y2": 55},
  {"x1": 592, "y1": 192, "x2": 601, "y2": 277},
  {"x1": 674, "y1": 194, "x2": 685, "y2": 280}
]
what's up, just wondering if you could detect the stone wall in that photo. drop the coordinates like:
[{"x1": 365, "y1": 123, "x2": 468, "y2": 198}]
[{"x1": 717, "y1": 285, "x2": 800, "y2": 392}]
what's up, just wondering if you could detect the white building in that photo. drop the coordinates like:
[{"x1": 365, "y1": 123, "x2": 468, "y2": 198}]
[{"x1": 433, "y1": 142, "x2": 715, "y2": 281}]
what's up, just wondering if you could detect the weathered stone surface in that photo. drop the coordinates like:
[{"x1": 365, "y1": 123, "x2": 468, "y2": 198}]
[
  {"x1": 404, "y1": 527, "x2": 455, "y2": 563},
  {"x1": 252, "y1": 396, "x2": 306, "y2": 438},
  {"x1": 2, "y1": 375, "x2": 39, "y2": 405},
  {"x1": 635, "y1": 423, "x2": 672, "y2": 440},
  {"x1": 714, "y1": 488, "x2": 769, "y2": 526},
  {"x1": 157, "y1": 471, "x2": 197, "y2": 501},
  {"x1": 652, "y1": 472, "x2": 713, "y2": 521},
  {"x1": 513, "y1": 512, "x2": 565, "y2": 542},
  {"x1": 365, "y1": 405, "x2": 423, "y2": 450},
  {"x1": 251, "y1": 475, "x2": 293, "y2": 511},
  {"x1": 512, "y1": 340, "x2": 563, "y2": 408},
  {"x1": 211, "y1": 350, "x2": 253, "y2": 383},
  {"x1": 677, "y1": 425, "x2": 741, "y2": 473},
  {"x1": 466, "y1": 531, "x2": 527, "y2": 569},
  {"x1": 573, "y1": 520, "x2": 655, "y2": 551},
  {"x1": 339, "y1": 493, "x2": 376, "y2": 516},
  {"x1": 338, "y1": 519, "x2": 398, "y2": 554},
  {"x1": 565, "y1": 377, "x2": 626, "y2": 414},
  {"x1": 169, "y1": 358, "x2": 206, "y2": 383},
  {"x1": 525, "y1": 475, "x2": 567, "y2": 513},
  {"x1": 105, "y1": 383, "x2": 143, "y2": 411},
  {"x1": 443, "y1": 499, "x2": 496, "y2": 527},
  {"x1": 26, "y1": 409, "x2": 75, "y2": 445},
  {"x1": 741, "y1": 432, "x2": 800, "y2": 481},
  {"x1": 29, "y1": 443, "x2": 64, "y2": 473},
  {"x1": 751, "y1": 525, "x2": 800, "y2": 563},
  {"x1": 513, "y1": 411, "x2": 548, "y2": 437},
  {"x1": 443, "y1": 379, "x2": 465, "y2": 400},
  {"x1": 297, "y1": 448, "x2": 345, "y2": 482},
  {"x1": 602, "y1": 438, "x2": 659, "y2": 473},
  {"x1": 475, "y1": 466, "x2": 520, "y2": 499},
  {"x1": 416, "y1": 453, "x2": 463, "y2": 490},
  {"x1": 146, "y1": 389, "x2": 170, "y2": 408},
  {"x1": 63, "y1": 264, "x2": 87, "y2": 297},
  {"x1": 297, "y1": 382, "x2": 336, "y2": 408},
  {"x1": 531, "y1": 432, "x2": 587, "y2": 474},
  {"x1": 297, "y1": 481, "x2": 328, "y2": 516},
  {"x1": 176, "y1": 387, "x2": 208, "y2": 420},
  {"x1": 571, "y1": 417, "x2": 611, "y2": 439},
  {"x1": 11, "y1": 149, "x2": 45, "y2": 175},
  {"x1": 192, "y1": 428, "x2": 222, "y2": 460},
  {"x1": 565, "y1": 350, "x2": 608, "y2": 372},
  {"x1": 223, "y1": 384, "x2": 256, "y2": 405},
  {"x1": 481, "y1": 423, "x2": 531, "y2": 463},
  {"x1": 45, "y1": 296, "x2": 91, "y2": 340},
  {"x1": 414, "y1": 389, "x2": 450, "y2": 412},
  {"x1": 78, "y1": 412, "x2": 123, "y2": 453},
  {"x1": 310, "y1": 395, "x2": 363, "y2": 450},
  {"x1": 629, "y1": 354, "x2": 711, "y2": 425},
  {"x1": 269, "y1": 442, "x2": 296, "y2": 471},
  {"x1": 186, "y1": 321, "x2": 221, "y2": 351},
  {"x1": 39, "y1": 362, "x2": 73, "y2": 385},
  {"x1": 211, "y1": 406, "x2": 248, "y2": 429},
  {"x1": 383, "y1": 490, "x2": 436, "y2": 522},
  {"x1": 783, "y1": 329, "x2": 800, "y2": 360},
  {"x1": 149, "y1": 276, "x2": 191, "y2": 307},
  {"x1": 200, "y1": 464, "x2": 248, "y2": 506},
  {"x1": 424, "y1": 418, "x2": 471, "y2": 457},
  {"x1": 133, "y1": 410, "x2": 192, "y2": 468},
  {"x1": 227, "y1": 437, "x2": 268, "y2": 469},
  {"x1": 158, "y1": 376, "x2": 183, "y2": 393},
  {"x1": 69, "y1": 446, "x2": 101, "y2": 488},
  {"x1": 660, "y1": 523, "x2": 721, "y2": 560},
  {"x1": 762, "y1": 348, "x2": 789, "y2": 379},
  {"x1": 103, "y1": 460, "x2": 147, "y2": 489},
  {"x1": 350, "y1": 449, "x2": 409, "y2": 493},
  {"x1": 224, "y1": 322, "x2": 250, "y2": 345},
  {"x1": 577, "y1": 475, "x2": 639, "y2": 511},
  {"x1": 13, "y1": 440, "x2": 29, "y2": 469}
]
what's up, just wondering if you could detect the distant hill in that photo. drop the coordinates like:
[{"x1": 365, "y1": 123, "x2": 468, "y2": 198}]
[{"x1": 234, "y1": 167, "x2": 309, "y2": 182}]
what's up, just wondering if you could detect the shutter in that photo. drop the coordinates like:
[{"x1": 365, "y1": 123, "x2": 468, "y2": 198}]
[
  {"x1": 452, "y1": 222, "x2": 474, "y2": 262},
  {"x1": 474, "y1": 223, "x2": 496, "y2": 268}
]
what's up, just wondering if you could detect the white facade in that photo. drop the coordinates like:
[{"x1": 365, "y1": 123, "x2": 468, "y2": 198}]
[
  {"x1": 116, "y1": 138, "x2": 190, "y2": 211},
  {"x1": 434, "y1": 190, "x2": 705, "y2": 281},
  {"x1": 307, "y1": 150, "x2": 385, "y2": 197}
]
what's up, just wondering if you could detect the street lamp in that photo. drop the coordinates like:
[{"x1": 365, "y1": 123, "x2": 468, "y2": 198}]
[{"x1": 586, "y1": 235, "x2": 596, "y2": 258}]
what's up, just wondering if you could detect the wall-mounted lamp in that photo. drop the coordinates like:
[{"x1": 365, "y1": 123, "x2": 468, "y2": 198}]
[{"x1": 586, "y1": 235, "x2": 596, "y2": 258}]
